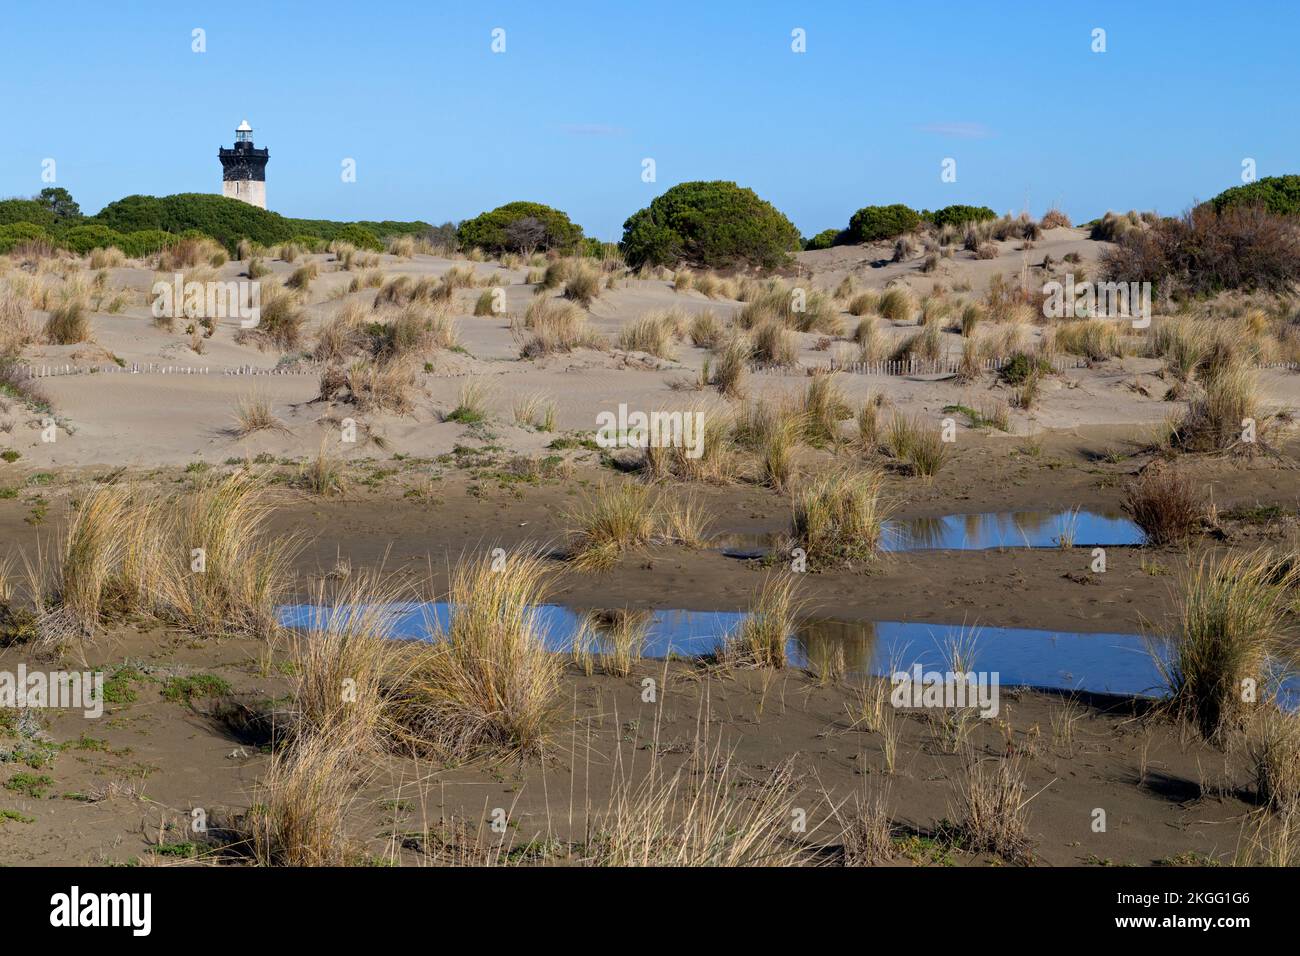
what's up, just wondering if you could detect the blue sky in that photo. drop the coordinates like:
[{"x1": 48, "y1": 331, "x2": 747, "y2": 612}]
[{"x1": 2, "y1": 1, "x2": 1294, "y2": 240}]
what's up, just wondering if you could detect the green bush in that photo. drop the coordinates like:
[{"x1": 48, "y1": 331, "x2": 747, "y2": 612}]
[
  {"x1": 117, "y1": 230, "x2": 175, "y2": 258},
  {"x1": 91, "y1": 193, "x2": 424, "y2": 253},
  {"x1": 620, "y1": 181, "x2": 801, "y2": 269},
  {"x1": 924, "y1": 205, "x2": 998, "y2": 229},
  {"x1": 804, "y1": 228, "x2": 844, "y2": 251},
  {"x1": 0, "y1": 222, "x2": 52, "y2": 254},
  {"x1": 60, "y1": 224, "x2": 129, "y2": 255},
  {"x1": 93, "y1": 193, "x2": 290, "y2": 249},
  {"x1": 457, "y1": 201, "x2": 583, "y2": 254},
  {"x1": 0, "y1": 199, "x2": 55, "y2": 229},
  {"x1": 847, "y1": 204, "x2": 921, "y2": 243},
  {"x1": 1210, "y1": 175, "x2": 1300, "y2": 217},
  {"x1": 328, "y1": 224, "x2": 382, "y2": 251}
]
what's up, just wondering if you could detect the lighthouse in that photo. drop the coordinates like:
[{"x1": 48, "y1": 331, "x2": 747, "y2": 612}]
[{"x1": 218, "y1": 120, "x2": 269, "y2": 209}]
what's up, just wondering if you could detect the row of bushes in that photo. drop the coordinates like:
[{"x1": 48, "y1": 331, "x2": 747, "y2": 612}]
[
  {"x1": 804, "y1": 204, "x2": 1000, "y2": 249},
  {"x1": 91, "y1": 193, "x2": 405, "y2": 252},
  {"x1": 6, "y1": 176, "x2": 1300, "y2": 282}
]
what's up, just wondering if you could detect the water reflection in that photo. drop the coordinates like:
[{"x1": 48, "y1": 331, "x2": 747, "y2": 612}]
[
  {"x1": 714, "y1": 509, "x2": 1144, "y2": 557},
  {"x1": 279, "y1": 603, "x2": 1173, "y2": 698}
]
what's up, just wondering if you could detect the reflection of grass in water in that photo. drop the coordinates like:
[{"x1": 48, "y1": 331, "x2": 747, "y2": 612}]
[
  {"x1": 889, "y1": 516, "x2": 949, "y2": 550},
  {"x1": 1053, "y1": 507, "x2": 1081, "y2": 548},
  {"x1": 794, "y1": 619, "x2": 879, "y2": 675}
]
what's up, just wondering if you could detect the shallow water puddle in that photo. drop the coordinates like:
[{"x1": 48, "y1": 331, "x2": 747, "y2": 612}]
[
  {"x1": 714, "y1": 509, "x2": 1144, "y2": 558},
  {"x1": 278, "y1": 603, "x2": 1169, "y2": 698}
]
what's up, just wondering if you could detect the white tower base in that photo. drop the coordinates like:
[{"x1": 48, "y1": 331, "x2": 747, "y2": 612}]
[{"x1": 223, "y1": 180, "x2": 266, "y2": 210}]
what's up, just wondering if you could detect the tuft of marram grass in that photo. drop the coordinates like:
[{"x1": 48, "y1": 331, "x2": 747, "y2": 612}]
[
  {"x1": 750, "y1": 319, "x2": 799, "y2": 367},
  {"x1": 881, "y1": 413, "x2": 947, "y2": 477},
  {"x1": 709, "y1": 332, "x2": 750, "y2": 398},
  {"x1": 445, "y1": 379, "x2": 491, "y2": 423},
  {"x1": 159, "y1": 471, "x2": 302, "y2": 639},
  {"x1": 232, "y1": 391, "x2": 286, "y2": 436},
  {"x1": 590, "y1": 744, "x2": 805, "y2": 866},
  {"x1": 660, "y1": 494, "x2": 713, "y2": 548},
  {"x1": 951, "y1": 754, "x2": 1033, "y2": 862},
  {"x1": 618, "y1": 312, "x2": 677, "y2": 359},
  {"x1": 32, "y1": 473, "x2": 298, "y2": 645},
  {"x1": 44, "y1": 283, "x2": 92, "y2": 344},
  {"x1": 1152, "y1": 549, "x2": 1300, "y2": 742},
  {"x1": 1250, "y1": 709, "x2": 1300, "y2": 812},
  {"x1": 288, "y1": 572, "x2": 402, "y2": 744},
  {"x1": 564, "y1": 482, "x2": 657, "y2": 570},
  {"x1": 1173, "y1": 362, "x2": 1266, "y2": 454},
  {"x1": 389, "y1": 549, "x2": 562, "y2": 758},
  {"x1": 285, "y1": 260, "x2": 320, "y2": 291},
  {"x1": 878, "y1": 287, "x2": 914, "y2": 324},
  {"x1": 725, "y1": 574, "x2": 800, "y2": 668},
  {"x1": 299, "y1": 441, "x2": 348, "y2": 496},
  {"x1": 245, "y1": 732, "x2": 360, "y2": 866},
  {"x1": 517, "y1": 297, "x2": 603, "y2": 356},
  {"x1": 563, "y1": 261, "x2": 602, "y2": 306},
  {"x1": 88, "y1": 247, "x2": 125, "y2": 270},
  {"x1": 688, "y1": 310, "x2": 723, "y2": 348},
  {"x1": 791, "y1": 469, "x2": 888, "y2": 566},
  {"x1": 798, "y1": 372, "x2": 851, "y2": 445},
  {"x1": 847, "y1": 291, "x2": 880, "y2": 317}
]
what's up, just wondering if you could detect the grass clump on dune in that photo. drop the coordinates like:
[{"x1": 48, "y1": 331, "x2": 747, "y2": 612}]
[
  {"x1": 29, "y1": 473, "x2": 297, "y2": 645},
  {"x1": 517, "y1": 297, "x2": 603, "y2": 357},
  {"x1": 1170, "y1": 362, "x2": 1270, "y2": 454},
  {"x1": 590, "y1": 744, "x2": 804, "y2": 866},
  {"x1": 638, "y1": 408, "x2": 737, "y2": 484},
  {"x1": 798, "y1": 372, "x2": 852, "y2": 445},
  {"x1": 389, "y1": 549, "x2": 562, "y2": 758},
  {"x1": 288, "y1": 573, "x2": 401, "y2": 745},
  {"x1": 44, "y1": 282, "x2": 91, "y2": 344},
  {"x1": 244, "y1": 733, "x2": 360, "y2": 866},
  {"x1": 709, "y1": 333, "x2": 750, "y2": 398},
  {"x1": 159, "y1": 471, "x2": 302, "y2": 639},
  {"x1": 688, "y1": 310, "x2": 723, "y2": 348},
  {"x1": 1151, "y1": 549, "x2": 1300, "y2": 742},
  {"x1": 951, "y1": 755, "x2": 1033, "y2": 863},
  {"x1": 724, "y1": 574, "x2": 800, "y2": 668},
  {"x1": 881, "y1": 413, "x2": 948, "y2": 477},
  {"x1": 750, "y1": 319, "x2": 799, "y2": 366},
  {"x1": 232, "y1": 391, "x2": 287, "y2": 436},
  {"x1": 618, "y1": 312, "x2": 677, "y2": 359},
  {"x1": 1250, "y1": 709, "x2": 1300, "y2": 812},
  {"x1": 298, "y1": 442, "x2": 349, "y2": 496},
  {"x1": 564, "y1": 481, "x2": 658, "y2": 570},
  {"x1": 790, "y1": 469, "x2": 888, "y2": 567},
  {"x1": 563, "y1": 260, "x2": 602, "y2": 307}
]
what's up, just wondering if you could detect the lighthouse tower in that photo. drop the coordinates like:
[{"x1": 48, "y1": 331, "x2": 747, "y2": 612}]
[{"x1": 218, "y1": 120, "x2": 269, "y2": 209}]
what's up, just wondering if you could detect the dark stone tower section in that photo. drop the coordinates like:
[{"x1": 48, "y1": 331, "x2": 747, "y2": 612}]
[{"x1": 218, "y1": 121, "x2": 269, "y2": 208}]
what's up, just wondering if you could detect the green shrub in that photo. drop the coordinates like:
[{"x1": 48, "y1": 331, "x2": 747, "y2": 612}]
[
  {"x1": 804, "y1": 228, "x2": 843, "y2": 251},
  {"x1": 847, "y1": 204, "x2": 921, "y2": 243},
  {"x1": 90, "y1": 193, "x2": 421, "y2": 253},
  {"x1": 998, "y1": 351, "x2": 1051, "y2": 385},
  {"x1": 457, "y1": 201, "x2": 583, "y2": 254},
  {"x1": 60, "y1": 224, "x2": 129, "y2": 255},
  {"x1": 620, "y1": 180, "x2": 801, "y2": 269},
  {"x1": 924, "y1": 205, "x2": 998, "y2": 229},
  {"x1": 118, "y1": 230, "x2": 177, "y2": 258},
  {"x1": 0, "y1": 222, "x2": 52, "y2": 254},
  {"x1": 1210, "y1": 175, "x2": 1300, "y2": 217},
  {"x1": 0, "y1": 199, "x2": 56, "y2": 229},
  {"x1": 329, "y1": 224, "x2": 382, "y2": 252}
]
